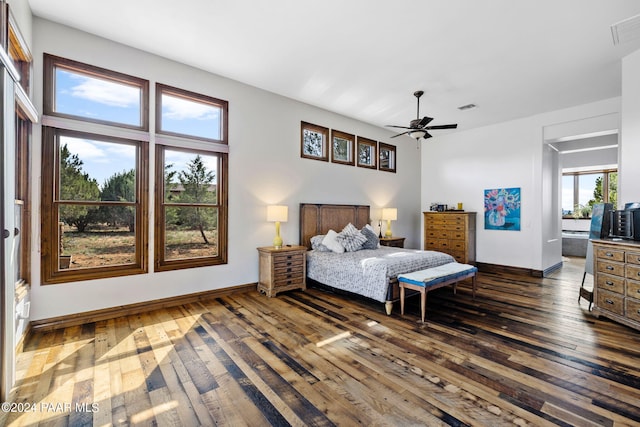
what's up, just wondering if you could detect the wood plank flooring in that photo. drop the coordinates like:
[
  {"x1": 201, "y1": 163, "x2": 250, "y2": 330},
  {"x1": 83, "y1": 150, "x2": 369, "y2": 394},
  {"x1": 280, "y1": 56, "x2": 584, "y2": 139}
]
[{"x1": 3, "y1": 257, "x2": 640, "y2": 426}]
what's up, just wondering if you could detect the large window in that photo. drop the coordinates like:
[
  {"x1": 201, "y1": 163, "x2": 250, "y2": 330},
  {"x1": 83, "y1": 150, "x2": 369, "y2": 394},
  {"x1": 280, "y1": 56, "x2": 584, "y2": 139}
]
[
  {"x1": 154, "y1": 84, "x2": 228, "y2": 271},
  {"x1": 562, "y1": 169, "x2": 617, "y2": 218},
  {"x1": 41, "y1": 55, "x2": 149, "y2": 284}
]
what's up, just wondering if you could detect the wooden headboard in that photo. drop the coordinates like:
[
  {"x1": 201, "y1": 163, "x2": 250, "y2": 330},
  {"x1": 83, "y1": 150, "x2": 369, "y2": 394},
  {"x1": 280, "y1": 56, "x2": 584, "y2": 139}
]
[{"x1": 299, "y1": 203, "x2": 371, "y2": 249}]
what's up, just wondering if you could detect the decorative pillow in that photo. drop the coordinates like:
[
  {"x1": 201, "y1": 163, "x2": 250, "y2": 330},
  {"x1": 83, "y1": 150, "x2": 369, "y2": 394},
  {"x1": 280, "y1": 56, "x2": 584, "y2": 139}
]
[
  {"x1": 310, "y1": 235, "x2": 331, "y2": 252},
  {"x1": 361, "y1": 224, "x2": 379, "y2": 249},
  {"x1": 336, "y1": 223, "x2": 367, "y2": 252},
  {"x1": 322, "y1": 229, "x2": 345, "y2": 253}
]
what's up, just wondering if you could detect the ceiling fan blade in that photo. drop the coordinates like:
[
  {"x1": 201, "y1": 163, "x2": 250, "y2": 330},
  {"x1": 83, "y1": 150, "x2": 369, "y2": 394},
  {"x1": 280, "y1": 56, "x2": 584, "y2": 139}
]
[
  {"x1": 390, "y1": 131, "x2": 410, "y2": 138},
  {"x1": 386, "y1": 125, "x2": 414, "y2": 130},
  {"x1": 418, "y1": 116, "x2": 433, "y2": 127},
  {"x1": 423, "y1": 131, "x2": 433, "y2": 139},
  {"x1": 425, "y1": 124, "x2": 458, "y2": 130}
]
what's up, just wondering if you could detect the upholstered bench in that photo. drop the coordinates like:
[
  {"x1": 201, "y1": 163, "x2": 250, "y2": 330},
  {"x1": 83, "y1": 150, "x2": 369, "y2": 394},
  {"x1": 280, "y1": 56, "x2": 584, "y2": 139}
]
[{"x1": 397, "y1": 263, "x2": 478, "y2": 322}]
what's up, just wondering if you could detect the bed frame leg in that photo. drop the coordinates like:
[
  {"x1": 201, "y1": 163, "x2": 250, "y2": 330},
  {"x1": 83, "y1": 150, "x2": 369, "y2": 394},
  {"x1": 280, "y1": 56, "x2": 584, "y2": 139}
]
[{"x1": 385, "y1": 301, "x2": 393, "y2": 315}]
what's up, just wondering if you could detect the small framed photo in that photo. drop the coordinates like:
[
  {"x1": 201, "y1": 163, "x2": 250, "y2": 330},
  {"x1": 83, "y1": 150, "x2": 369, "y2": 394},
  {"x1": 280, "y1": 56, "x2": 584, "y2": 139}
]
[
  {"x1": 301, "y1": 121, "x2": 329, "y2": 161},
  {"x1": 331, "y1": 130, "x2": 355, "y2": 166},
  {"x1": 379, "y1": 143, "x2": 396, "y2": 173},
  {"x1": 357, "y1": 137, "x2": 377, "y2": 169}
]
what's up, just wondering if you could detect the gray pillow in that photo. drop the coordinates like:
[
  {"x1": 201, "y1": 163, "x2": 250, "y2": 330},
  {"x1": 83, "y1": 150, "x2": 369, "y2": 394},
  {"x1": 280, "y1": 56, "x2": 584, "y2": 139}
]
[
  {"x1": 336, "y1": 223, "x2": 367, "y2": 252},
  {"x1": 361, "y1": 225, "x2": 379, "y2": 249}
]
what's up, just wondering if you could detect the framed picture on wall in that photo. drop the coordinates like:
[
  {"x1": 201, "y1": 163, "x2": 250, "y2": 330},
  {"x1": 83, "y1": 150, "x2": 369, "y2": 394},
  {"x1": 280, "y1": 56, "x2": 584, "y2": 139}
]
[
  {"x1": 331, "y1": 130, "x2": 355, "y2": 166},
  {"x1": 300, "y1": 121, "x2": 329, "y2": 161},
  {"x1": 379, "y1": 142, "x2": 396, "y2": 173},
  {"x1": 356, "y1": 137, "x2": 377, "y2": 169},
  {"x1": 484, "y1": 187, "x2": 521, "y2": 230}
]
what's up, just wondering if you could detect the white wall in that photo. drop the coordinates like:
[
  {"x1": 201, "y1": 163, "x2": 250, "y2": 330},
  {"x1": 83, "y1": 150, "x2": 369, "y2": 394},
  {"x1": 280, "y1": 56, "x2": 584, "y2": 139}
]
[
  {"x1": 421, "y1": 98, "x2": 621, "y2": 271},
  {"x1": 29, "y1": 18, "x2": 423, "y2": 320},
  {"x1": 621, "y1": 49, "x2": 640, "y2": 206}
]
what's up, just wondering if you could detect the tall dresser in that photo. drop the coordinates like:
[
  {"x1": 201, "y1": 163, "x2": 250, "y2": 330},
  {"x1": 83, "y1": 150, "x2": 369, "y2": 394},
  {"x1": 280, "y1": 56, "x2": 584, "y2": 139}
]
[
  {"x1": 592, "y1": 239, "x2": 640, "y2": 331},
  {"x1": 423, "y1": 211, "x2": 476, "y2": 264}
]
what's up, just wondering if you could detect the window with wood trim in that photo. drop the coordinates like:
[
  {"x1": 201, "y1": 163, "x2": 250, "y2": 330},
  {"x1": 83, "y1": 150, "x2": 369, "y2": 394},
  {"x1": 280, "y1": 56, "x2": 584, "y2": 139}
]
[
  {"x1": 41, "y1": 55, "x2": 150, "y2": 284},
  {"x1": 155, "y1": 148, "x2": 227, "y2": 271},
  {"x1": 44, "y1": 54, "x2": 149, "y2": 130},
  {"x1": 156, "y1": 83, "x2": 227, "y2": 143},
  {"x1": 154, "y1": 83, "x2": 228, "y2": 271}
]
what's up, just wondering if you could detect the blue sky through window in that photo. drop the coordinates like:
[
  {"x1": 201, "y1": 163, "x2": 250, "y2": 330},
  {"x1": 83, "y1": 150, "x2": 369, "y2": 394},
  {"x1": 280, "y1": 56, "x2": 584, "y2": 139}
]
[
  {"x1": 55, "y1": 68, "x2": 141, "y2": 126},
  {"x1": 161, "y1": 93, "x2": 222, "y2": 140}
]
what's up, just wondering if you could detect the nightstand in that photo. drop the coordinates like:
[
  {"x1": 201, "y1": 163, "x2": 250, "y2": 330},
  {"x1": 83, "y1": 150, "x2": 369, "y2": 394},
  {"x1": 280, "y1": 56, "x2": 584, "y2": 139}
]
[
  {"x1": 379, "y1": 237, "x2": 405, "y2": 248},
  {"x1": 257, "y1": 245, "x2": 307, "y2": 297}
]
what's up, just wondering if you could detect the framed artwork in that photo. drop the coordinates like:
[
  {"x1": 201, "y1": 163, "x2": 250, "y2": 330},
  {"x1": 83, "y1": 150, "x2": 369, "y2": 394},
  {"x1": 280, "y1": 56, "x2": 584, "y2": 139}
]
[
  {"x1": 331, "y1": 130, "x2": 355, "y2": 165},
  {"x1": 378, "y1": 143, "x2": 396, "y2": 173},
  {"x1": 300, "y1": 121, "x2": 329, "y2": 161},
  {"x1": 356, "y1": 137, "x2": 377, "y2": 169},
  {"x1": 484, "y1": 187, "x2": 521, "y2": 231}
]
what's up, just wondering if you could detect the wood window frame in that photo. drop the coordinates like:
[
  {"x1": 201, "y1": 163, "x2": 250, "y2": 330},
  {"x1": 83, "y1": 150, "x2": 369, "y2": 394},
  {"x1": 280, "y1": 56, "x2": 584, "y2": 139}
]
[
  {"x1": 41, "y1": 127, "x2": 149, "y2": 284},
  {"x1": 156, "y1": 83, "x2": 228, "y2": 144},
  {"x1": 43, "y1": 53, "x2": 149, "y2": 131},
  {"x1": 154, "y1": 144, "x2": 228, "y2": 272},
  {"x1": 378, "y1": 142, "x2": 397, "y2": 173},
  {"x1": 300, "y1": 121, "x2": 329, "y2": 162},
  {"x1": 356, "y1": 136, "x2": 377, "y2": 169},
  {"x1": 330, "y1": 129, "x2": 355, "y2": 166}
]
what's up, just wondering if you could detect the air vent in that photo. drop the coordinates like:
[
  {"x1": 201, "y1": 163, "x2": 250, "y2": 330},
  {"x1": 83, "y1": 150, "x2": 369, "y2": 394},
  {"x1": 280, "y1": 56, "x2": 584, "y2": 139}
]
[
  {"x1": 457, "y1": 103, "x2": 477, "y2": 111},
  {"x1": 611, "y1": 13, "x2": 640, "y2": 45}
]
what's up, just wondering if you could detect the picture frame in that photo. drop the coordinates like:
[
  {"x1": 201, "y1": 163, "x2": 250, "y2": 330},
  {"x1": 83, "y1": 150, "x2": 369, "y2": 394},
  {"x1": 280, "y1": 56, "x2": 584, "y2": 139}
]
[
  {"x1": 331, "y1": 130, "x2": 355, "y2": 166},
  {"x1": 484, "y1": 187, "x2": 521, "y2": 231},
  {"x1": 356, "y1": 137, "x2": 377, "y2": 169},
  {"x1": 378, "y1": 142, "x2": 396, "y2": 173},
  {"x1": 300, "y1": 121, "x2": 329, "y2": 162}
]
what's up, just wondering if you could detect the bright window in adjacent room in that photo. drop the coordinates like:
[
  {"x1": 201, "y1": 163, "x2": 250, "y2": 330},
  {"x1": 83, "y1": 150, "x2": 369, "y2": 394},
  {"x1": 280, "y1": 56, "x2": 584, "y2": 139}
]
[{"x1": 562, "y1": 169, "x2": 617, "y2": 218}]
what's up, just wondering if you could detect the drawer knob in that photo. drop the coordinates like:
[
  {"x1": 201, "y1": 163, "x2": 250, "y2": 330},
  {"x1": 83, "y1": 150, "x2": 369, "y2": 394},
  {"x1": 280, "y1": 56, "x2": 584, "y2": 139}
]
[
  {"x1": 605, "y1": 252, "x2": 613, "y2": 257},
  {"x1": 605, "y1": 299, "x2": 614, "y2": 305},
  {"x1": 606, "y1": 281, "x2": 614, "y2": 286},
  {"x1": 606, "y1": 266, "x2": 614, "y2": 270}
]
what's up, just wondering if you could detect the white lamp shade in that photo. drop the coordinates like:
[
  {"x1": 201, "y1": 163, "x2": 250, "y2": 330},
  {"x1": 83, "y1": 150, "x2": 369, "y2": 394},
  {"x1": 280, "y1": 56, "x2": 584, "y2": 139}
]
[
  {"x1": 267, "y1": 205, "x2": 288, "y2": 222},
  {"x1": 381, "y1": 208, "x2": 397, "y2": 221}
]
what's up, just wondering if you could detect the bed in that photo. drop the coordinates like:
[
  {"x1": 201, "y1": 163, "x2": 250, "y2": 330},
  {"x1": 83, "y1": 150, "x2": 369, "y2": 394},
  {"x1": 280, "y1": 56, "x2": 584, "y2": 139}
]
[{"x1": 300, "y1": 203, "x2": 456, "y2": 314}]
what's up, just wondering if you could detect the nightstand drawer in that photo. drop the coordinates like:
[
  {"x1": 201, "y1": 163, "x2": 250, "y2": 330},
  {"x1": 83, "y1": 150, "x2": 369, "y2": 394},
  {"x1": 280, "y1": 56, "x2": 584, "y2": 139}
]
[
  {"x1": 596, "y1": 260, "x2": 625, "y2": 277},
  {"x1": 596, "y1": 247, "x2": 625, "y2": 262},
  {"x1": 596, "y1": 273, "x2": 625, "y2": 294},
  {"x1": 627, "y1": 298, "x2": 640, "y2": 323},
  {"x1": 597, "y1": 289, "x2": 624, "y2": 316},
  {"x1": 626, "y1": 264, "x2": 640, "y2": 281},
  {"x1": 627, "y1": 279, "x2": 640, "y2": 299},
  {"x1": 627, "y1": 252, "x2": 640, "y2": 265}
]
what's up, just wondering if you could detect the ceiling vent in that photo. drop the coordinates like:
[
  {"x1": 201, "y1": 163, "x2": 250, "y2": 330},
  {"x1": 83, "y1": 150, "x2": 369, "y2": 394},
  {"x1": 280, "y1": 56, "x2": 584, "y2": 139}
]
[
  {"x1": 457, "y1": 103, "x2": 477, "y2": 111},
  {"x1": 611, "y1": 13, "x2": 640, "y2": 45}
]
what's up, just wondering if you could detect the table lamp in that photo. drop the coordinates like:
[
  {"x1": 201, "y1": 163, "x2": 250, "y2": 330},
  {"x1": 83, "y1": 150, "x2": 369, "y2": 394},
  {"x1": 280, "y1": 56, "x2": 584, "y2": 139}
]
[
  {"x1": 267, "y1": 205, "x2": 288, "y2": 248},
  {"x1": 381, "y1": 208, "x2": 397, "y2": 238}
]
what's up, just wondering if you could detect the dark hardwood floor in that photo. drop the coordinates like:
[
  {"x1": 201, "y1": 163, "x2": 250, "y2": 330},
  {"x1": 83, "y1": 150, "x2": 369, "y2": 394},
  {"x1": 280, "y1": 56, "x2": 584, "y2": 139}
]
[{"x1": 3, "y1": 257, "x2": 640, "y2": 426}]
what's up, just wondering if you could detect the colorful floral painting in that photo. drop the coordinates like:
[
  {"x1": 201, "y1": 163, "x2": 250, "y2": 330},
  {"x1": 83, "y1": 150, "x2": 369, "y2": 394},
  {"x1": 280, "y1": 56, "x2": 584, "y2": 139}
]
[{"x1": 484, "y1": 187, "x2": 521, "y2": 231}]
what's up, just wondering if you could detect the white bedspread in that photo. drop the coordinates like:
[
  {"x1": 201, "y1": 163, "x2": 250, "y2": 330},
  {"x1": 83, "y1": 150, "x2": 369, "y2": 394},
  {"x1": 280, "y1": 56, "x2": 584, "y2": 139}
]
[{"x1": 306, "y1": 247, "x2": 455, "y2": 302}]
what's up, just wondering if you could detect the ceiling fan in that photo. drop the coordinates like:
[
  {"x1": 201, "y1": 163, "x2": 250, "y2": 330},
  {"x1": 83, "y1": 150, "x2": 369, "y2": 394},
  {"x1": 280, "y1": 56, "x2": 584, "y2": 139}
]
[{"x1": 386, "y1": 90, "x2": 457, "y2": 146}]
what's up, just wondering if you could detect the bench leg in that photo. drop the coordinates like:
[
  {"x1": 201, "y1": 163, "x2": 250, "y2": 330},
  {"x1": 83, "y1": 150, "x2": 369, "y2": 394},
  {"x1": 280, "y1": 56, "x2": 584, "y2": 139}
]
[
  {"x1": 420, "y1": 289, "x2": 426, "y2": 323},
  {"x1": 400, "y1": 286, "x2": 405, "y2": 316},
  {"x1": 472, "y1": 274, "x2": 477, "y2": 300}
]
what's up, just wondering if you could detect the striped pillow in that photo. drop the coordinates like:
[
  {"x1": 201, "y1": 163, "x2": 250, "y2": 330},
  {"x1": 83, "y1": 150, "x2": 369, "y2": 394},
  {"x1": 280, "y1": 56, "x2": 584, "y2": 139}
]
[{"x1": 336, "y1": 223, "x2": 367, "y2": 252}]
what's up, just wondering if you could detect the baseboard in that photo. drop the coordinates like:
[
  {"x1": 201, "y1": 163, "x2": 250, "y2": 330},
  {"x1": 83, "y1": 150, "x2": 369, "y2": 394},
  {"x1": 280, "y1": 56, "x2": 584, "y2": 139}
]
[
  {"x1": 30, "y1": 283, "x2": 256, "y2": 333},
  {"x1": 476, "y1": 262, "x2": 544, "y2": 277}
]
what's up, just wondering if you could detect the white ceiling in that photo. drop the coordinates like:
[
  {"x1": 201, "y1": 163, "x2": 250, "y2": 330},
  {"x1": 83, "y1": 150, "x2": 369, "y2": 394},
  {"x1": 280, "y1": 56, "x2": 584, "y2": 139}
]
[{"x1": 27, "y1": 0, "x2": 640, "y2": 136}]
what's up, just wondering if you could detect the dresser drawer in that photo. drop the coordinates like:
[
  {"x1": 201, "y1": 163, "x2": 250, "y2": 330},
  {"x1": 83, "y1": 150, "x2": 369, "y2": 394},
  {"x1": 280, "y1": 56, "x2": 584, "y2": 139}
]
[
  {"x1": 425, "y1": 239, "x2": 438, "y2": 249},
  {"x1": 449, "y1": 251, "x2": 465, "y2": 263},
  {"x1": 596, "y1": 273, "x2": 625, "y2": 294},
  {"x1": 426, "y1": 229, "x2": 449, "y2": 239},
  {"x1": 626, "y1": 298, "x2": 640, "y2": 323},
  {"x1": 627, "y1": 279, "x2": 640, "y2": 299},
  {"x1": 596, "y1": 289, "x2": 625, "y2": 316},
  {"x1": 595, "y1": 247, "x2": 625, "y2": 262},
  {"x1": 450, "y1": 230, "x2": 466, "y2": 240},
  {"x1": 273, "y1": 252, "x2": 303, "y2": 267},
  {"x1": 626, "y1": 264, "x2": 640, "y2": 281},
  {"x1": 627, "y1": 252, "x2": 640, "y2": 265},
  {"x1": 596, "y1": 260, "x2": 625, "y2": 277}
]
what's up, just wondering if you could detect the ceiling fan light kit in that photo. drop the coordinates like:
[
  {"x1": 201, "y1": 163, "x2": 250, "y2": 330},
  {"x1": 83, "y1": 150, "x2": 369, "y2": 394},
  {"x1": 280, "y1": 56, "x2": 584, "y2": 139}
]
[{"x1": 386, "y1": 90, "x2": 458, "y2": 148}]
